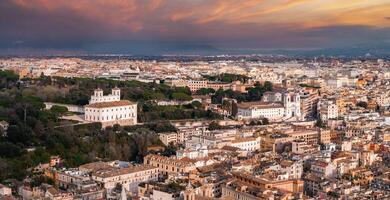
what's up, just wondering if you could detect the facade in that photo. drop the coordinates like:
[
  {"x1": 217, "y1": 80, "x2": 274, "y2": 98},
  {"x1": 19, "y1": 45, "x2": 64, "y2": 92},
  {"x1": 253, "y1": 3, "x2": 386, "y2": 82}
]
[
  {"x1": 286, "y1": 129, "x2": 319, "y2": 145},
  {"x1": 57, "y1": 170, "x2": 90, "y2": 189},
  {"x1": 44, "y1": 102, "x2": 85, "y2": 113},
  {"x1": 159, "y1": 132, "x2": 178, "y2": 146},
  {"x1": 237, "y1": 102, "x2": 284, "y2": 121},
  {"x1": 84, "y1": 88, "x2": 137, "y2": 127},
  {"x1": 300, "y1": 90, "x2": 319, "y2": 120},
  {"x1": 167, "y1": 79, "x2": 232, "y2": 93},
  {"x1": 319, "y1": 129, "x2": 331, "y2": 144},
  {"x1": 268, "y1": 160, "x2": 304, "y2": 180},
  {"x1": 318, "y1": 99, "x2": 338, "y2": 122},
  {"x1": 292, "y1": 140, "x2": 320, "y2": 154},
  {"x1": 89, "y1": 88, "x2": 121, "y2": 104},
  {"x1": 261, "y1": 90, "x2": 302, "y2": 119},
  {"x1": 284, "y1": 91, "x2": 301, "y2": 119},
  {"x1": 231, "y1": 172, "x2": 304, "y2": 194},
  {"x1": 143, "y1": 154, "x2": 196, "y2": 176},
  {"x1": 91, "y1": 164, "x2": 158, "y2": 195},
  {"x1": 229, "y1": 137, "x2": 261, "y2": 151},
  {"x1": 261, "y1": 133, "x2": 294, "y2": 153},
  {"x1": 310, "y1": 161, "x2": 336, "y2": 178}
]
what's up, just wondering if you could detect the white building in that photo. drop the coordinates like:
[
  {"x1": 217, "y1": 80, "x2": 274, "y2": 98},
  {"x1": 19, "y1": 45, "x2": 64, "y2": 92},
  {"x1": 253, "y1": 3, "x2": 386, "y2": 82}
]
[
  {"x1": 229, "y1": 137, "x2": 261, "y2": 151},
  {"x1": 237, "y1": 102, "x2": 284, "y2": 121},
  {"x1": 261, "y1": 90, "x2": 301, "y2": 119},
  {"x1": 283, "y1": 91, "x2": 301, "y2": 119},
  {"x1": 84, "y1": 88, "x2": 137, "y2": 127},
  {"x1": 89, "y1": 88, "x2": 120, "y2": 104}
]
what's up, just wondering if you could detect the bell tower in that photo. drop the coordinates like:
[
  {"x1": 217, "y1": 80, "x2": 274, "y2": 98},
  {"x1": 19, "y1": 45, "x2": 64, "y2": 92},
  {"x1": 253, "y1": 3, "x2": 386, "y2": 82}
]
[{"x1": 112, "y1": 87, "x2": 121, "y2": 97}]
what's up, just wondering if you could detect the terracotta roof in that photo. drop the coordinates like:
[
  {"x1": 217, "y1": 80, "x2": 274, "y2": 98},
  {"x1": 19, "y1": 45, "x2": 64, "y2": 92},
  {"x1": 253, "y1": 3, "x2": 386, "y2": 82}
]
[
  {"x1": 221, "y1": 146, "x2": 240, "y2": 151},
  {"x1": 280, "y1": 160, "x2": 294, "y2": 167},
  {"x1": 85, "y1": 100, "x2": 135, "y2": 108}
]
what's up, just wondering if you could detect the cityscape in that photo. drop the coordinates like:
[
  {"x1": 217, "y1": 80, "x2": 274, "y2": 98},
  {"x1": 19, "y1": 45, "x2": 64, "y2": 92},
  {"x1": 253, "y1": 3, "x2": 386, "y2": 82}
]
[{"x1": 1, "y1": 1, "x2": 390, "y2": 200}]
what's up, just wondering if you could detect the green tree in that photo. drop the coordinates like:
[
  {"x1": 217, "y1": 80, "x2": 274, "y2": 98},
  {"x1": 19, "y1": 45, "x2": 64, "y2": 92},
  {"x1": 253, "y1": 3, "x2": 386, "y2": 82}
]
[
  {"x1": 356, "y1": 101, "x2": 368, "y2": 109},
  {"x1": 196, "y1": 88, "x2": 215, "y2": 95},
  {"x1": 208, "y1": 121, "x2": 222, "y2": 130},
  {"x1": 171, "y1": 92, "x2": 193, "y2": 101},
  {"x1": 264, "y1": 81, "x2": 273, "y2": 91},
  {"x1": 50, "y1": 105, "x2": 68, "y2": 115}
]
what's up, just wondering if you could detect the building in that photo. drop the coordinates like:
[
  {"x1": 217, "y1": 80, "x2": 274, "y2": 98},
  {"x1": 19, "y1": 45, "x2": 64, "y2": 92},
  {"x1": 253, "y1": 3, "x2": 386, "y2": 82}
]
[
  {"x1": 166, "y1": 79, "x2": 231, "y2": 93},
  {"x1": 268, "y1": 160, "x2": 304, "y2": 180},
  {"x1": 84, "y1": 88, "x2": 137, "y2": 127},
  {"x1": 262, "y1": 90, "x2": 301, "y2": 119},
  {"x1": 0, "y1": 184, "x2": 12, "y2": 197},
  {"x1": 91, "y1": 164, "x2": 158, "y2": 195},
  {"x1": 304, "y1": 173, "x2": 333, "y2": 197},
  {"x1": 319, "y1": 129, "x2": 331, "y2": 144},
  {"x1": 261, "y1": 133, "x2": 294, "y2": 153},
  {"x1": 159, "y1": 132, "x2": 178, "y2": 146},
  {"x1": 318, "y1": 99, "x2": 338, "y2": 122},
  {"x1": 230, "y1": 172, "x2": 304, "y2": 194},
  {"x1": 229, "y1": 137, "x2": 261, "y2": 151},
  {"x1": 44, "y1": 102, "x2": 85, "y2": 113},
  {"x1": 286, "y1": 128, "x2": 319, "y2": 145},
  {"x1": 89, "y1": 88, "x2": 121, "y2": 104},
  {"x1": 144, "y1": 154, "x2": 196, "y2": 176},
  {"x1": 237, "y1": 102, "x2": 284, "y2": 121},
  {"x1": 300, "y1": 89, "x2": 319, "y2": 120},
  {"x1": 57, "y1": 169, "x2": 91, "y2": 189},
  {"x1": 310, "y1": 161, "x2": 336, "y2": 178},
  {"x1": 292, "y1": 140, "x2": 320, "y2": 154},
  {"x1": 138, "y1": 182, "x2": 183, "y2": 200}
]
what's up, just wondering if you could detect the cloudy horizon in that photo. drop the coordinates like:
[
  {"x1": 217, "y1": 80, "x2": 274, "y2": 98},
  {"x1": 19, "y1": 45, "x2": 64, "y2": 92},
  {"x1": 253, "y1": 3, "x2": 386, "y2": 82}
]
[{"x1": 1, "y1": 0, "x2": 390, "y2": 55}]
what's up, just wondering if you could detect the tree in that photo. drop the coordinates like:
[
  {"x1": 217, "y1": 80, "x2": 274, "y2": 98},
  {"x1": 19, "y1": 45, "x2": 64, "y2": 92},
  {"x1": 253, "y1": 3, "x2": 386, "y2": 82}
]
[
  {"x1": 50, "y1": 105, "x2": 68, "y2": 115},
  {"x1": 7, "y1": 125, "x2": 33, "y2": 145},
  {"x1": 315, "y1": 118, "x2": 326, "y2": 128},
  {"x1": 0, "y1": 142, "x2": 22, "y2": 158},
  {"x1": 208, "y1": 121, "x2": 222, "y2": 130},
  {"x1": 0, "y1": 70, "x2": 19, "y2": 89},
  {"x1": 356, "y1": 101, "x2": 368, "y2": 109},
  {"x1": 264, "y1": 81, "x2": 273, "y2": 91},
  {"x1": 191, "y1": 101, "x2": 202, "y2": 109},
  {"x1": 171, "y1": 92, "x2": 193, "y2": 101},
  {"x1": 196, "y1": 88, "x2": 215, "y2": 95}
]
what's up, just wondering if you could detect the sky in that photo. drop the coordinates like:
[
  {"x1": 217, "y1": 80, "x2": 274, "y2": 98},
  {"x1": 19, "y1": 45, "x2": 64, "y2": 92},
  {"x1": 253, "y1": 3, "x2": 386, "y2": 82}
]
[{"x1": 1, "y1": 0, "x2": 390, "y2": 55}]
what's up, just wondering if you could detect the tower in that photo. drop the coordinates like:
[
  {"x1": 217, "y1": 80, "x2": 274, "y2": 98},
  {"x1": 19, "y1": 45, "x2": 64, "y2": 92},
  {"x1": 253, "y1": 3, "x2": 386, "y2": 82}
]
[
  {"x1": 94, "y1": 88, "x2": 103, "y2": 97},
  {"x1": 283, "y1": 92, "x2": 301, "y2": 119},
  {"x1": 112, "y1": 87, "x2": 121, "y2": 97}
]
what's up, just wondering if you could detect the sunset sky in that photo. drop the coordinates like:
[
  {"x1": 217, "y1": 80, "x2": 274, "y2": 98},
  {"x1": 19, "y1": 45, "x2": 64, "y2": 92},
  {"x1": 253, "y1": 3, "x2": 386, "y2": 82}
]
[{"x1": 1, "y1": 0, "x2": 390, "y2": 54}]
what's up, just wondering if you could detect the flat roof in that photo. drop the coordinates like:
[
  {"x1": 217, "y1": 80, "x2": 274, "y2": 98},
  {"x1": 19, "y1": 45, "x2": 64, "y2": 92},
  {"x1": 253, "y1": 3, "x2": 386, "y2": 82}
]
[
  {"x1": 237, "y1": 102, "x2": 284, "y2": 109},
  {"x1": 85, "y1": 100, "x2": 136, "y2": 108}
]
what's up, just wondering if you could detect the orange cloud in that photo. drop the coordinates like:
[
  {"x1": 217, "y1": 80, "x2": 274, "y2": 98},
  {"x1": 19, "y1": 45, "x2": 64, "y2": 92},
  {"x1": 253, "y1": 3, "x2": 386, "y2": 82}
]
[{"x1": 9, "y1": 0, "x2": 390, "y2": 32}]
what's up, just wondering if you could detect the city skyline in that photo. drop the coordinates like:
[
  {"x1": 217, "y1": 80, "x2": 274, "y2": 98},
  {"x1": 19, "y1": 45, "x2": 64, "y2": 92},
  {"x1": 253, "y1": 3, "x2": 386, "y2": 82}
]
[{"x1": 1, "y1": 0, "x2": 390, "y2": 55}]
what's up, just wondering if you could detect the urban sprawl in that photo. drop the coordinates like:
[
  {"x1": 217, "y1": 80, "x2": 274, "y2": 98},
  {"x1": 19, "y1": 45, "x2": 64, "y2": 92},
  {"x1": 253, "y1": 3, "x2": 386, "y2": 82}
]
[{"x1": 0, "y1": 56, "x2": 390, "y2": 200}]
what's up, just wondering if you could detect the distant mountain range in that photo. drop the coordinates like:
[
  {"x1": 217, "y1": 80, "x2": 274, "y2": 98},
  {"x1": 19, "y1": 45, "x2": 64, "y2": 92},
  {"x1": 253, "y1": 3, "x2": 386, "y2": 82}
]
[{"x1": 1, "y1": 42, "x2": 389, "y2": 58}]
